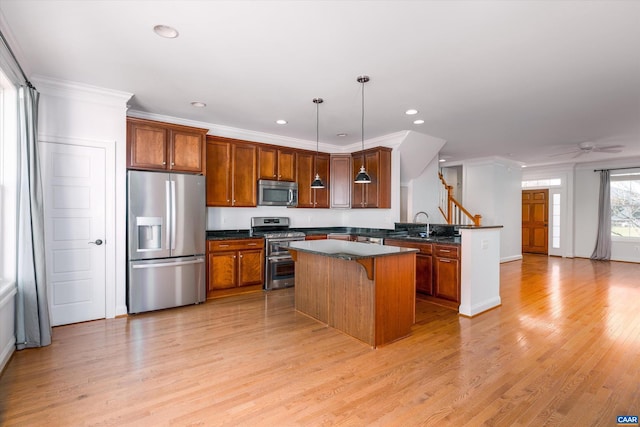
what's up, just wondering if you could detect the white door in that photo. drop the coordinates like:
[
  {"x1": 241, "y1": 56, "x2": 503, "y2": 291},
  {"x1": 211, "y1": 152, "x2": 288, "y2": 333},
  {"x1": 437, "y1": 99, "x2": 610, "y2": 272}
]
[{"x1": 41, "y1": 142, "x2": 106, "y2": 326}]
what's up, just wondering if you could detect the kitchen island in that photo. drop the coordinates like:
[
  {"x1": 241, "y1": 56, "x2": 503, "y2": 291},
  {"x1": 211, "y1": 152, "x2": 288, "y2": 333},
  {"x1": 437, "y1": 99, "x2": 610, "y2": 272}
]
[{"x1": 288, "y1": 240, "x2": 418, "y2": 348}]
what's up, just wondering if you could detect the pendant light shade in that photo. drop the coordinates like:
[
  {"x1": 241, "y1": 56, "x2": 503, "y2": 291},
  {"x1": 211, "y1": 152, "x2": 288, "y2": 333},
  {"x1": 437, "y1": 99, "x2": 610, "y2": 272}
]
[
  {"x1": 355, "y1": 75, "x2": 372, "y2": 184},
  {"x1": 311, "y1": 97, "x2": 325, "y2": 189}
]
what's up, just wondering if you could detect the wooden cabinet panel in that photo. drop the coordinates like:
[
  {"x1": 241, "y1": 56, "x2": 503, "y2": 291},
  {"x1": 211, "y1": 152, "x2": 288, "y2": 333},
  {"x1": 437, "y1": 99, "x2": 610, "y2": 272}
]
[
  {"x1": 258, "y1": 146, "x2": 278, "y2": 179},
  {"x1": 305, "y1": 234, "x2": 327, "y2": 240},
  {"x1": 385, "y1": 239, "x2": 434, "y2": 296},
  {"x1": 206, "y1": 140, "x2": 232, "y2": 206},
  {"x1": 314, "y1": 154, "x2": 330, "y2": 208},
  {"x1": 416, "y1": 254, "x2": 433, "y2": 295},
  {"x1": 259, "y1": 146, "x2": 295, "y2": 181},
  {"x1": 231, "y1": 143, "x2": 258, "y2": 207},
  {"x1": 434, "y1": 244, "x2": 460, "y2": 303},
  {"x1": 207, "y1": 238, "x2": 264, "y2": 297},
  {"x1": 170, "y1": 130, "x2": 205, "y2": 172},
  {"x1": 127, "y1": 118, "x2": 207, "y2": 174},
  {"x1": 296, "y1": 152, "x2": 330, "y2": 208},
  {"x1": 206, "y1": 137, "x2": 257, "y2": 207},
  {"x1": 239, "y1": 249, "x2": 264, "y2": 286},
  {"x1": 351, "y1": 147, "x2": 391, "y2": 208},
  {"x1": 277, "y1": 149, "x2": 296, "y2": 181},
  {"x1": 128, "y1": 121, "x2": 168, "y2": 169},
  {"x1": 330, "y1": 155, "x2": 351, "y2": 208},
  {"x1": 296, "y1": 152, "x2": 314, "y2": 208},
  {"x1": 208, "y1": 252, "x2": 237, "y2": 290},
  {"x1": 434, "y1": 256, "x2": 459, "y2": 302}
]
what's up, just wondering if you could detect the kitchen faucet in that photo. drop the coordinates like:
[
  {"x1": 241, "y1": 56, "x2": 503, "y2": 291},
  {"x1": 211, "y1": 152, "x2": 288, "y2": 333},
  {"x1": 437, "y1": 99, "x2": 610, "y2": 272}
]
[{"x1": 413, "y1": 211, "x2": 430, "y2": 236}]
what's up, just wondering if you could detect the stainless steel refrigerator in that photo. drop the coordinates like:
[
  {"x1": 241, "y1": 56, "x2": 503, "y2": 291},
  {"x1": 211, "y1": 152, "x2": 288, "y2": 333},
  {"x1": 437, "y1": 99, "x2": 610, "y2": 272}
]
[{"x1": 127, "y1": 170, "x2": 206, "y2": 314}]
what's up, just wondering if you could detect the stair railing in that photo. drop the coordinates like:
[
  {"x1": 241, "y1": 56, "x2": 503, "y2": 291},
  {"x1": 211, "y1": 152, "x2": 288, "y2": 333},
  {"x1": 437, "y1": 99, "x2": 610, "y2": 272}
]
[{"x1": 438, "y1": 172, "x2": 482, "y2": 226}]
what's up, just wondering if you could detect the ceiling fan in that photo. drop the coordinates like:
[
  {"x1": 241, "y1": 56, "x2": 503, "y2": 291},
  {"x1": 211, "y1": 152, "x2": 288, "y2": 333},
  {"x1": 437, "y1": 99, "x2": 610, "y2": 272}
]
[{"x1": 549, "y1": 141, "x2": 625, "y2": 158}]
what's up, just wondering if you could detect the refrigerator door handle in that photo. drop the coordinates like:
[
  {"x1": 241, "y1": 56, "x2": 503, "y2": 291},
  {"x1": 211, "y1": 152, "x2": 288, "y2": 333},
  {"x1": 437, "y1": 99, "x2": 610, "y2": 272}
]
[
  {"x1": 131, "y1": 258, "x2": 205, "y2": 269},
  {"x1": 165, "y1": 180, "x2": 171, "y2": 250},
  {"x1": 170, "y1": 179, "x2": 177, "y2": 250}
]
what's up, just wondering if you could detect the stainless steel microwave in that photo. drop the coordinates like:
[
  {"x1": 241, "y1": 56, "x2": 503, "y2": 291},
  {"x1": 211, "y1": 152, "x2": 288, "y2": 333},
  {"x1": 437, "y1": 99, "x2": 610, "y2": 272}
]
[{"x1": 258, "y1": 179, "x2": 298, "y2": 207}]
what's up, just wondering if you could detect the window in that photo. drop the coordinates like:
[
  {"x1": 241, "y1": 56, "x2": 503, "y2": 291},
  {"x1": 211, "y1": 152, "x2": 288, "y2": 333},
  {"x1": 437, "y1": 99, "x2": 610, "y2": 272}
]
[
  {"x1": 522, "y1": 178, "x2": 561, "y2": 188},
  {"x1": 0, "y1": 69, "x2": 18, "y2": 282},
  {"x1": 611, "y1": 172, "x2": 640, "y2": 238}
]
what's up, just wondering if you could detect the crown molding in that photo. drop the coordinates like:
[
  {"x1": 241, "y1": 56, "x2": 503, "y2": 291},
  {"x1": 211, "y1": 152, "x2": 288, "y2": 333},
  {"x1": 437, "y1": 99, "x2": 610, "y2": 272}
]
[{"x1": 31, "y1": 75, "x2": 132, "y2": 107}]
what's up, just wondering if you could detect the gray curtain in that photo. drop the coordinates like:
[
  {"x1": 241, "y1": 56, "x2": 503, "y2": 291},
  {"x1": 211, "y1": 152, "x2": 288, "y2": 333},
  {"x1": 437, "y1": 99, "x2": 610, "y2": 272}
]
[
  {"x1": 590, "y1": 170, "x2": 611, "y2": 261},
  {"x1": 15, "y1": 84, "x2": 51, "y2": 349}
]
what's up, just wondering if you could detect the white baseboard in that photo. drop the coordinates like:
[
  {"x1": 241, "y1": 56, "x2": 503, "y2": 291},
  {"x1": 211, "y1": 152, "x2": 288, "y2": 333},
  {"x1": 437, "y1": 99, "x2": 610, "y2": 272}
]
[
  {"x1": 501, "y1": 254, "x2": 523, "y2": 263},
  {"x1": 459, "y1": 296, "x2": 502, "y2": 317}
]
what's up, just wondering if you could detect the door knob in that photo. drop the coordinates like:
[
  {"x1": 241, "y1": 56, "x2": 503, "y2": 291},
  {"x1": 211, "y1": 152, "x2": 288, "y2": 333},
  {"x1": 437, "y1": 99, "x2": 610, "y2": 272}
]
[{"x1": 89, "y1": 239, "x2": 103, "y2": 245}]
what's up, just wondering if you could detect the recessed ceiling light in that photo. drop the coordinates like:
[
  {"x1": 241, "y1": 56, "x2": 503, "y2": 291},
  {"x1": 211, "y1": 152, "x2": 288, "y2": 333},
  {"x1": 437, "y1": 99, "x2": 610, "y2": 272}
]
[
  {"x1": 276, "y1": 119, "x2": 287, "y2": 125},
  {"x1": 337, "y1": 133, "x2": 347, "y2": 137},
  {"x1": 405, "y1": 109, "x2": 418, "y2": 115},
  {"x1": 190, "y1": 101, "x2": 206, "y2": 108},
  {"x1": 413, "y1": 119, "x2": 425, "y2": 125},
  {"x1": 439, "y1": 159, "x2": 446, "y2": 163},
  {"x1": 153, "y1": 24, "x2": 179, "y2": 39}
]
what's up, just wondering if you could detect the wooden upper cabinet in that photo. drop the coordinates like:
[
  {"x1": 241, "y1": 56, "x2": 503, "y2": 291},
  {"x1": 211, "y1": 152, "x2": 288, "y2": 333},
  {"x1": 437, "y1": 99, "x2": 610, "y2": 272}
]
[
  {"x1": 206, "y1": 139, "x2": 232, "y2": 206},
  {"x1": 259, "y1": 146, "x2": 296, "y2": 181},
  {"x1": 127, "y1": 117, "x2": 207, "y2": 174},
  {"x1": 296, "y1": 152, "x2": 330, "y2": 208},
  {"x1": 206, "y1": 136, "x2": 257, "y2": 207},
  {"x1": 351, "y1": 147, "x2": 391, "y2": 208},
  {"x1": 330, "y1": 155, "x2": 351, "y2": 209}
]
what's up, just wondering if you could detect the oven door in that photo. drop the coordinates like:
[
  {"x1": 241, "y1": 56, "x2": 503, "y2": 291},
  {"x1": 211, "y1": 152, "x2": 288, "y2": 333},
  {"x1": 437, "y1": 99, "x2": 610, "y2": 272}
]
[
  {"x1": 266, "y1": 237, "x2": 303, "y2": 257},
  {"x1": 265, "y1": 255, "x2": 296, "y2": 290}
]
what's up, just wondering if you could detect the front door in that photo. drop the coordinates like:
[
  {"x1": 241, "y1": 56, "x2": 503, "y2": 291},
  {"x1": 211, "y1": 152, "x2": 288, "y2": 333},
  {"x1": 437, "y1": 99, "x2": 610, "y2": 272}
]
[
  {"x1": 41, "y1": 142, "x2": 106, "y2": 326},
  {"x1": 522, "y1": 189, "x2": 548, "y2": 254}
]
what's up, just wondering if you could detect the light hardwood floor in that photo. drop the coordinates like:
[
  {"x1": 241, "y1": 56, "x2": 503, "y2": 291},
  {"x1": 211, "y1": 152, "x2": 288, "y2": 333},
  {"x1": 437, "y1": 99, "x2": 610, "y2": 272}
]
[{"x1": 1, "y1": 255, "x2": 639, "y2": 426}]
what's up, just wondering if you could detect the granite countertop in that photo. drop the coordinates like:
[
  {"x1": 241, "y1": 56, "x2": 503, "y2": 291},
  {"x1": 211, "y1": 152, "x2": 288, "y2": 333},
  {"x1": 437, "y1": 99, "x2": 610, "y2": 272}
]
[
  {"x1": 206, "y1": 230, "x2": 253, "y2": 240},
  {"x1": 288, "y1": 240, "x2": 418, "y2": 261},
  {"x1": 386, "y1": 235, "x2": 461, "y2": 245}
]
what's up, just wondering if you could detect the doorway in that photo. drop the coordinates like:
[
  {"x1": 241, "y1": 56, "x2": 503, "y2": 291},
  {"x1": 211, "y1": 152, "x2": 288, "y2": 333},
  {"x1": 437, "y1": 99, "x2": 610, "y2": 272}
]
[{"x1": 522, "y1": 189, "x2": 548, "y2": 254}]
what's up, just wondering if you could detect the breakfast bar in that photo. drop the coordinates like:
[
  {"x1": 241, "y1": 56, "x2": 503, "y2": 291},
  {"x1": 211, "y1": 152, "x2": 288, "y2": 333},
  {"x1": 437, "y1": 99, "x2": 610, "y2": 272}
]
[{"x1": 288, "y1": 240, "x2": 418, "y2": 348}]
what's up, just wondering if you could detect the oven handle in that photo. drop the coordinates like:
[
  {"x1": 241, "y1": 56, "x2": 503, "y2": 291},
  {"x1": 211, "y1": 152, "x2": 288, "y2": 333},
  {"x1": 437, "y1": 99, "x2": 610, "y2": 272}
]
[{"x1": 267, "y1": 254, "x2": 295, "y2": 262}]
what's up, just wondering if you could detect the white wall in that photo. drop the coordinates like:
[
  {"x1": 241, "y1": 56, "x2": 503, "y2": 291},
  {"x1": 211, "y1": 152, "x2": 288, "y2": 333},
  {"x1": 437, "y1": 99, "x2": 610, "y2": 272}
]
[
  {"x1": 462, "y1": 158, "x2": 523, "y2": 262},
  {"x1": 406, "y1": 156, "x2": 441, "y2": 224},
  {"x1": 33, "y1": 76, "x2": 132, "y2": 317},
  {"x1": 573, "y1": 157, "x2": 640, "y2": 262}
]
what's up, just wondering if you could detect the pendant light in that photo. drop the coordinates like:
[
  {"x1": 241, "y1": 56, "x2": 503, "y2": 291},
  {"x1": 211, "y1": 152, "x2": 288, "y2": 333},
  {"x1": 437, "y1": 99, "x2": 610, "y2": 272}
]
[
  {"x1": 354, "y1": 75, "x2": 372, "y2": 183},
  {"x1": 310, "y1": 97, "x2": 325, "y2": 188}
]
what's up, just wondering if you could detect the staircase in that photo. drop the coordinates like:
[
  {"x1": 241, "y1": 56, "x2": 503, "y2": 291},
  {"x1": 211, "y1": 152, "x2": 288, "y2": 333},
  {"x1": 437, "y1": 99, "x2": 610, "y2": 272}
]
[{"x1": 438, "y1": 172, "x2": 482, "y2": 226}]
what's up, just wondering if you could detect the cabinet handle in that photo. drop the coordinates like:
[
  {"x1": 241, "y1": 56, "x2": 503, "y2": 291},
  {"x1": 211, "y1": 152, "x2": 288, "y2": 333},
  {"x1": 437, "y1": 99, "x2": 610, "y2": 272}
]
[
  {"x1": 171, "y1": 162, "x2": 175, "y2": 166},
  {"x1": 440, "y1": 250, "x2": 451, "y2": 253},
  {"x1": 240, "y1": 254, "x2": 243, "y2": 258},
  {"x1": 233, "y1": 255, "x2": 236, "y2": 259},
  {"x1": 219, "y1": 244, "x2": 230, "y2": 247},
  {"x1": 247, "y1": 243, "x2": 257, "y2": 246},
  {"x1": 162, "y1": 161, "x2": 166, "y2": 165},
  {"x1": 440, "y1": 259, "x2": 452, "y2": 263}
]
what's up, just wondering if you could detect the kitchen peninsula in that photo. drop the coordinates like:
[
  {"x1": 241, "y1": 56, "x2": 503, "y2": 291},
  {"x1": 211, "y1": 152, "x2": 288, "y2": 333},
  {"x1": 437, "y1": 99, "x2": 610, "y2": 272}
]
[{"x1": 288, "y1": 240, "x2": 418, "y2": 348}]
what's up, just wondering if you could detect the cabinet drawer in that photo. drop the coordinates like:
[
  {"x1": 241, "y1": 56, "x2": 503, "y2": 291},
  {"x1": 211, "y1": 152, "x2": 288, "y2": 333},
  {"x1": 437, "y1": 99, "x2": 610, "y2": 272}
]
[
  {"x1": 434, "y1": 245, "x2": 459, "y2": 258},
  {"x1": 208, "y1": 239, "x2": 264, "y2": 252}
]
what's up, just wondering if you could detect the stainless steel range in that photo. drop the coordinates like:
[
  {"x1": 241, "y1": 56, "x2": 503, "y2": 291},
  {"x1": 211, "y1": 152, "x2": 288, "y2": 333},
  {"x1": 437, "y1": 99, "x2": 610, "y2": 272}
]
[{"x1": 251, "y1": 217, "x2": 305, "y2": 290}]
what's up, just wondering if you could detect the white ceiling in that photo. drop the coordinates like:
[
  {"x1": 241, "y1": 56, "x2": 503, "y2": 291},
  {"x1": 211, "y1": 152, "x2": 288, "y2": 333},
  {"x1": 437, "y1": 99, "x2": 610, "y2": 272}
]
[{"x1": 1, "y1": 0, "x2": 639, "y2": 166}]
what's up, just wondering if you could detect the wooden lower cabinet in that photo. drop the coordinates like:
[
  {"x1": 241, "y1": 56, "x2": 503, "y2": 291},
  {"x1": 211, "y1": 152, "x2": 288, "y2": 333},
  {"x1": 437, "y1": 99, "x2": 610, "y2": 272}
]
[
  {"x1": 305, "y1": 234, "x2": 327, "y2": 240},
  {"x1": 433, "y1": 245, "x2": 460, "y2": 303},
  {"x1": 385, "y1": 239, "x2": 460, "y2": 309},
  {"x1": 207, "y1": 239, "x2": 264, "y2": 297}
]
